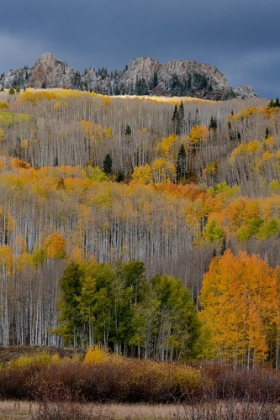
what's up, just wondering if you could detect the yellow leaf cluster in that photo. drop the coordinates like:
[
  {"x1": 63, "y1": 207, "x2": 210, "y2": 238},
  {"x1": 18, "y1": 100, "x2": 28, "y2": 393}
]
[
  {"x1": 84, "y1": 346, "x2": 109, "y2": 364},
  {"x1": 151, "y1": 159, "x2": 176, "y2": 184},
  {"x1": 44, "y1": 233, "x2": 66, "y2": 259},
  {"x1": 230, "y1": 140, "x2": 263, "y2": 163},
  {"x1": 131, "y1": 163, "x2": 152, "y2": 184},
  {"x1": 0, "y1": 128, "x2": 4, "y2": 142},
  {"x1": 156, "y1": 134, "x2": 177, "y2": 158},
  {"x1": 78, "y1": 120, "x2": 112, "y2": 141},
  {"x1": 189, "y1": 125, "x2": 209, "y2": 145},
  {"x1": 0, "y1": 102, "x2": 9, "y2": 109}
]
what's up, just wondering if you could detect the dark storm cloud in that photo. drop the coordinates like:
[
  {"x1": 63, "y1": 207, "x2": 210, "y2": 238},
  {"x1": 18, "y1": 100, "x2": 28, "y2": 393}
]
[{"x1": 1, "y1": 0, "x2": 279, "y2": 98}]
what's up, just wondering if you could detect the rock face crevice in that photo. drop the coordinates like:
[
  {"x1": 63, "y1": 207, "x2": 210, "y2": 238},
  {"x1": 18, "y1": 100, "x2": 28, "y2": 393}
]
[{"x1": 0, "y1": 53, "x2": 258, "y2": 99}]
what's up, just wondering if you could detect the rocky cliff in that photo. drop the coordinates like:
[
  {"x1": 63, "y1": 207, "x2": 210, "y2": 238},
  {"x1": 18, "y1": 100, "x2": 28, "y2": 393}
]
[{"x1": 0, "y1": 53, "x2": 258, "y2": 100}]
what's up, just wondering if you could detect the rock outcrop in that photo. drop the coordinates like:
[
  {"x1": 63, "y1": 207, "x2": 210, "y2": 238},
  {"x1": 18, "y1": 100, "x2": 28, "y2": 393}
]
[
  {"x1": 0, "y1": 53, "x2": 259, "y2": 100},
  {"x1": 29, "y1": 52, "x2": 77, "y2": 89}
]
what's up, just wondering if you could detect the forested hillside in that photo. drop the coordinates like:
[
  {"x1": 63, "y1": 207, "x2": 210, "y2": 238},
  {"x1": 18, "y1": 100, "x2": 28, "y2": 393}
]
[{"x1": 0, "y1": 88, "x2": 280, "y2": 366}]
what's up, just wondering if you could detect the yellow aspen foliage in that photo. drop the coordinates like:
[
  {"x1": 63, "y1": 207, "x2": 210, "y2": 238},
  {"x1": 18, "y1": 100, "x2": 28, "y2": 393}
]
[
  {"x1": 53, "y1": 101, "x2": 62, "y2": 109},
  {"x1": 11, "y1": 158, "x2": 31, "y2": 169},
  {"x1": 230, "y1": 140, "x2": 263, "y2": 163},
  {"x1": 18, "y1": 90, "x2": 58, "y2": 104},
  {"x1": 265, "y1": 136, "x2": 275, "y2": 148},
  {"x1": 69, "y1": 246, "x2": 86, "y2": 263},
  {"x1": 16, "y1": 252, "x2": 34, "y2": 272},
  {"x1": 0, "y1": 128, "x2": 4, "y2": 142},
  {"x1": 44, "y1": 233, "x2": 66, "y2": 259},
  {"x1": 78, "y1": 120, "x2": 96, "y2": 138},
  {"x1": 227, "y1": 106, "x2": 262, "y2": 122},
  {"x1": 269, "y1": 179, "x2": 280, "y2": 193},
  {"x1": 189, "y1": 125, "x2": 209, "y2": 145},
  {"x1": 0, "y1": 207, "x2": 15, "y2": 236},
  {"x1": 0, "y1": 102, "x2": 9, "y2": 109},
  {"x1": 0, "y1": 245, "x2": 14, "y2": 273},
  {"x1": 256, "y1": 219, "x2": 280, "y2": 240},
  {"x1": 0, "y1": 160, "x2": 4, "y2": 172},
  {"x1": 102, "y1": 96, "x2": 111, "y2": 106},
  {"x1": 199, "y1": 250, "x2": 277, "y2": 366},
  {"x1": 131, "y1": 163, "x2": 153, "y2": 184},
  {"x1": 12, "y1": 236, "x2": 27, "y2": 256},
  {"x1": 87, "y1": 166, "x2": 109, "y2": 182},
  {"x1": 246, "y1": 140, "x2": 262, "y2": 153},
  {"x1": 22, "y1": 139, "x2": 28, "y2": 148},
  {"x1": 151, "y1": 159, "x2": 176, "y2": 184},
  {"x1": 204, "y1": 161, "x2": 217, "y2": 175},
  {"x1": 229, "y1": 144, "x2": 246, "y2": 163},
  {"x1": 203, "y1": 218, "x2": 225, "y2": 243},
  {"x1": 18, "y1": 88, "x2": 102, "y2": 104},
  {"x1": 262, "y1": 151, "x2": 273, "y2": 161},
  {"x1": 104, "y1": 127, "x2": 113, "y2": 138},
  {"x1": 84, "y1": 346, "x2": 109, "y2": 364},
  {"x1": 78, "y1": 120, "x2": 111, "y2": 141},
  {"x1": 156, "y1": 134, "x2": 177, "y2": 158}
]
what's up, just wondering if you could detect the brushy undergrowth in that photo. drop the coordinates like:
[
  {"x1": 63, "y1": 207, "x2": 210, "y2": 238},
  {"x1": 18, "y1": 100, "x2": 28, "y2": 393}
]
[{"x1": 1, "y1": 347, "x2": 280, "y2": 408}]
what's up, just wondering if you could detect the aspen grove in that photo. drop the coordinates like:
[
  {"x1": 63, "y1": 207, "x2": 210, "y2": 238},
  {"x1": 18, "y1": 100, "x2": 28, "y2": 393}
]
[{"x1": 0, "y1": 89, "x2": 280, "y2": 365}]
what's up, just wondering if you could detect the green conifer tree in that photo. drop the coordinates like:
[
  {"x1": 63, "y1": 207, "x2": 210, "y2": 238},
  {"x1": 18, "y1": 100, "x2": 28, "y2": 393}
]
[
  {"x1": 103, "y1": 153, "x2": 113, "y2": 175},
  {"x1": 176, "y1": 144, "x2": 187, "y2": 183}
]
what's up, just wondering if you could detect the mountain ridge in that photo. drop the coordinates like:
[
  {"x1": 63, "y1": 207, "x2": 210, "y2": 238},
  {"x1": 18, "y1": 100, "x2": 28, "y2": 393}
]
[{"x1": 0, "y1": 52, "x2": 258, "y2": 100}]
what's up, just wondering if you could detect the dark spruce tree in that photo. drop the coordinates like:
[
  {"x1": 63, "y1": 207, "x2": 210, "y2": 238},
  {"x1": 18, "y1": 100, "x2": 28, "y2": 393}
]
[
  {"x1": 209, "y1": 116, "x2": 217, "y2": 130},
  {"x1": 134, "y1": 77, "x2": 149, "y2": 95},
  {"x1": 125, "y1": 124, "x2": 132, "y2": 135},
  {"x1": 178, "y1": 101, "x2": 185, "y2": 132},
  {"x1": 176, "y1": 144, "x2": 187, "y2": 183},
  {"x1": 103, "y1": 153, "x2": 113, "y2": 175},
  {"x1": 116, "y1": 169, "x2": 125, "y2": 183},
  {"x1": 268, "y1": 98, "x2": 280, "y2": 108},
  {"x1": 172, "y1": 101, "x2": 184, "y2": 135}
]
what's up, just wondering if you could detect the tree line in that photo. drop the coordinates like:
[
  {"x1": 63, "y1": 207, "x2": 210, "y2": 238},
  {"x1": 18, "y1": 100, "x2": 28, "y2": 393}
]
[{"x1": 55, "y1": 260, "x2": 200, "y2": 361}]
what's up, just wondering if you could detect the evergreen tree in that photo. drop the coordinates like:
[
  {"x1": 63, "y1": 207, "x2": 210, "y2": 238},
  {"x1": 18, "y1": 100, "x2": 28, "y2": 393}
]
[
  {"x1": 178, "y1": 101, "x2": 184, "y2": 132},
  {"x1": 135, "y1": 78, "x2": 149, "y2": 95},
  {"x1": 176, "y1": 144, "x2": 187, "y2": 183},
  {"x1": 186, "y1": 74, "x2": 192, "y2": 90},
  {"x1": 172, "y1": 102, "x2": 184, "y2": 135},
  {"x1": 125, "y1": 124, "x2": 132, "y2": 135},
  {"x1": 116, "y1": 169, "x2": 125, "y2": 183},
  {"x1": 209, "y1": 116, "x2": 217, "y2": 130},
  {"x1": 149, "y1": 72, "x2": 158, "y2": 89},
  {"x1": 103, "y1": 153, "x2": 113, "y2": 175},
  {"x1": 172, "y1": 105, "x2": 178, "y2": 122}
]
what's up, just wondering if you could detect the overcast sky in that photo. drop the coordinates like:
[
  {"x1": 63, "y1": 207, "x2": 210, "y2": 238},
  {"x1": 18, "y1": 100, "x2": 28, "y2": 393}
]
[{"x1": 0, "y1": 0, "x2": 279, "y2": 99}]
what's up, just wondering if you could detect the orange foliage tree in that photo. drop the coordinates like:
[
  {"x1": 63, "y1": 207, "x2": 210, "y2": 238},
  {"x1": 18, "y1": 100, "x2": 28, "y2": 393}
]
[{"x1": 199, "y1": 249, "x2": 278, "y2": 367}]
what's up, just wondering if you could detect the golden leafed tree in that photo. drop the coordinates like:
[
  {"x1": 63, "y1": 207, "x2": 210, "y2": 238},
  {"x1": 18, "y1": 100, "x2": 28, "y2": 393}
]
[{"x1": 199, "y1": 249, "x2": 278, "y2": 367}]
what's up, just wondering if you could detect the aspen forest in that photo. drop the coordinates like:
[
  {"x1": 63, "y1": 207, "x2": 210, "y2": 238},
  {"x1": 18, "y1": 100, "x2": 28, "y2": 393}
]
[{"x1": 1, "y1": 88, "x2": 280, "y2": 368}]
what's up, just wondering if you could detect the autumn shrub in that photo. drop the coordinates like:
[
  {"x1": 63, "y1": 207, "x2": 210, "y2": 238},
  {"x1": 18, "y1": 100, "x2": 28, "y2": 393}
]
[
  {"x1": 180, "y1": 399, "x2": 280, "y2": 420},
  {"x1": 202, "y1": 364, "x2": 280, "y2": 402},
  {"x1": 84, "y1": 346, "x2": 110, "y2": 364},
  {"x1": 3, "y1": 354, "x2": 280, "y2": 405},
  {"x1": 42, "y1": 357, "x2": 202, "y2": 403},
  {"x1": 9, "y1": 351, "x2": 55, "y2": 368},
  {"x1": 0, "y1": 101, "x2": 9, "y2": 109},
  {"x1": 0, "y1": 353, "x2": 202, "y2": 403},
  {"x1": 31, "y1": 388, "x2": 114, "y2": 420}
]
